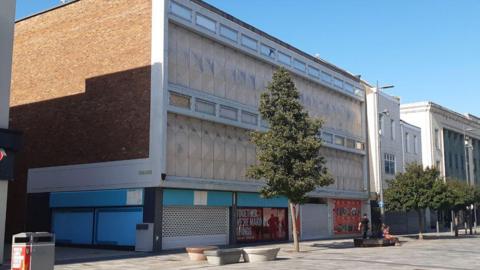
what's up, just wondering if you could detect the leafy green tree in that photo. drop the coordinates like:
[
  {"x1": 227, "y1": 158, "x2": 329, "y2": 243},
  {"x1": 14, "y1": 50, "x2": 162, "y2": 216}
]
[
  {"x1": 247, "y1": 68, "x2": 333, "y2": 252},
  {"x1": 444, "y1": 180, "x2": 476, "y2": 237},
  {"x1": 384, "y1": 163, "x2": 442, "y2": 240}
]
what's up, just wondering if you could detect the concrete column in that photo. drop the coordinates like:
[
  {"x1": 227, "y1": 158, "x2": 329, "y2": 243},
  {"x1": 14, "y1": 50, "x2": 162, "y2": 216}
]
[{"x1": 0, "y1": 0, "x2": 16, "y2": 264}]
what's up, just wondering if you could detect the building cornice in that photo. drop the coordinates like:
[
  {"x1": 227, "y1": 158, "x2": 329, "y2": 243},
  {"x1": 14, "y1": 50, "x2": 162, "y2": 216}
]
[{"x1": 191, "y1": 0, "x2": 361, "y2": 83}]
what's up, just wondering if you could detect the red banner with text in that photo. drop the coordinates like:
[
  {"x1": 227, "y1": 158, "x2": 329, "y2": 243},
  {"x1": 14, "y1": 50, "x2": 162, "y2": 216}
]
[{"x1": 333, "y1": 199, "x2": 362, "y2": 235}]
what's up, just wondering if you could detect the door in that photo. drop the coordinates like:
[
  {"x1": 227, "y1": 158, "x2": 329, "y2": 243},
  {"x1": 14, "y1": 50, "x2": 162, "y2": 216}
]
[
  {"x1": 300, "y1": 204, "x2": 329, "y2": 240},
  {"x1": 162, "y1": 206, "x2": 229, "y2": 249}
]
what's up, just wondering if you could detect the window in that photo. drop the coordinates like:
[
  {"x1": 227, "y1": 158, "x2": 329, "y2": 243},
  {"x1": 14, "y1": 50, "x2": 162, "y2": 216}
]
[
  {"x1": 307, "y1": 66, "x2": 320, "y2": 78},
  {"x1": 241, "y1": 34, "x2": 257, "y2": 51},
  {"x1": 195, "y1": 99, "x2": 216, "y2": 115},
  {"x1": 414, "y1": 135, "x2": 418, "y2": 154},
  {"x1": 346, "y1": 139, "x2": 356, "y2": 149},
  {"x1": 219, "y1": 105, "x2": 238, "y2": 120},
  {"x1": 293, "y1": 58, "x2": 306, "y2": 72},
  {"x1": 391, "y1": 120, "x2": 395, "y2": 140},
  {"x1": 335, "y1": 135, "x2": 345, "y2": 146},
  {"x1": 278, "y1": 51, "x2": 291, "y2": 65},
  {"x1": 241, "y1": 111, "x2": 258, "y2": 125},
  {"x1": 260, "y1": 43, "x2": 275, "y2": 58},
  {"x1": 321, "y1": 71, "x2": 332, "y2": 84},
  {"x1": 333, "y1": 77, "x2": 343, "y2": 89},
  {"x1": 384, "y1": 154, "x2": 396, "y2": 175},
  {"x1": 219, "y1": 24, "x2": 237, "y2": 41},
  {"x1": 322, "y1": 132, "x2": 333, "y2": 144},
  {"x1": 169, "y1": 91, "x2": 191, "y2": 109},
  {"x1": 344, "y1": 82, "x2": 354, "y2": 93},
  {"x1": 355, "y1": 142, "x2": 365, "y2": 150},
  {"x1": 435, "y1": 129, "x2": 440, "y2": 149},
  {"x1": 195, "y1": 14, "x2": 216, "y2": 32},
  {"x1": 405, "y1": 132, "x2": 410, "y2": 153},
  {"x1": 455, "y1": 154, "x2": 459, "y2": 170},
  {"x1": 171, "y1": 1, "x2": 192, "y2": 21},
  {"x1": 449, "y1": 152, "x2": 453, "y2": 168},
  {"x1": 461, "y1": 155, "x2": 465, "y2": 171},
  {"x1": 378, "y1": 114, "x2": 384, "y2": 136}
]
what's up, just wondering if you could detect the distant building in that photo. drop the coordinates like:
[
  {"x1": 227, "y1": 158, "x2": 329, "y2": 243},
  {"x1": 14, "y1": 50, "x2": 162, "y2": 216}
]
[
  {"x1": 401, "y1": 102, "x2": 480, "y2": 184},
  {"x1": 0, "y1": 0, "x2": 19, "y2": 264},
  {"x1": 9, "y1": 0, "x2": 369, "y2": 250},
  {"x1": 366, "y1": 87, "x2": 424, "y2": 234},
  {"x1": 401, "y1": 101, "x2": 480, "y2": 228}
]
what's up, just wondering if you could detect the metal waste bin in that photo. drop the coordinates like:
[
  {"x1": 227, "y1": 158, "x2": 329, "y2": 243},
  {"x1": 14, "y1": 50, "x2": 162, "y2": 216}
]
[{"x1": 11, "y1": 232, "x2": 55, "y2": 270}]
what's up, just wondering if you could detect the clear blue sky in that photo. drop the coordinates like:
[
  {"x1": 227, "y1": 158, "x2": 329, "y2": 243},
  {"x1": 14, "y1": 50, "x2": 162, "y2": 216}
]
[{"x1": 15, "y1": 0, "x2": 480, "y2": 115}]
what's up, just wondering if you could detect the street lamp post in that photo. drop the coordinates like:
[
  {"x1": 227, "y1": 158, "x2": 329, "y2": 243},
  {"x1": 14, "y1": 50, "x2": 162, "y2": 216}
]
[{"x1": 374, "y1": 82, "x2": 394, "y2": 225}]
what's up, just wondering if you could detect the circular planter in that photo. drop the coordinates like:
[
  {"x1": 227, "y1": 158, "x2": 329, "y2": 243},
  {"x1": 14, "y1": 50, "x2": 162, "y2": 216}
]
[
  {"x1": 186, "y1": 246, "x2": 218, "y2": 261},
  {"x1": 242, "y1": 247, "x2": 280, "y2": 262}
]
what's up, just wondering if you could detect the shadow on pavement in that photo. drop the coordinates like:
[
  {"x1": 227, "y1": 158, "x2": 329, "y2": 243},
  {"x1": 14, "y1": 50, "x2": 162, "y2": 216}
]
[{"x1": 311, "y1": 241, "x2": 354, "y2": 249}]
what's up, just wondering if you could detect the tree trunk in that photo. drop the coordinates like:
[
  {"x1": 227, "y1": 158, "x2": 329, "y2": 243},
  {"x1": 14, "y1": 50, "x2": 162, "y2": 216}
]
[
  {"x1": 417, "y1": 209, "x2": 424, "y2": 240},
  {"x1": 289, "y1": 202, "x2": 300, "y2": 252},
  {"x1": 436, "y1": 210, "x2": 440, "y2": 236},
  {"x1": 454, "y1": 211, "x2": 459, "y2": 237}
]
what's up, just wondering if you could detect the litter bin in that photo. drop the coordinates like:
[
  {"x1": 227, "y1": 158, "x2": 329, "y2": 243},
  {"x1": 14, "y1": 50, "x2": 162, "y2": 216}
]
[{"x1": 11, "y1": 232, "x2": 55, "y2": 270}]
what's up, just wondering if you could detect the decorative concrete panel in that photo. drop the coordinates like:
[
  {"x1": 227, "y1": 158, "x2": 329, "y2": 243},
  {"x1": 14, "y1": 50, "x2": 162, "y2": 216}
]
[
  {"x1": 168, "y1": 23, "x2": 364, "y2": 139},
  {"x1": 321, "y1": 148, "x2": 364, "y2": 192},
  {"x1": 167, "y1": 113, "x2": 259, "y2": 182}
]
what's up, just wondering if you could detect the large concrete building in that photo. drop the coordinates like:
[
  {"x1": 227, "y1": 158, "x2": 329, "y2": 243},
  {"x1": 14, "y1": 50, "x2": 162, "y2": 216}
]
[
  {"x1": 401, "y1": 102, "x2": 480, "y2": 228},
  {"x1": 366, "y1": 87, "x2": 424, "y2": 234},
  {"x1": 9, "y1": 0, "x2": 369, "y2": 250},
  {"x1": 0, "y1": 0, "x2": 19, "y2": 264}
]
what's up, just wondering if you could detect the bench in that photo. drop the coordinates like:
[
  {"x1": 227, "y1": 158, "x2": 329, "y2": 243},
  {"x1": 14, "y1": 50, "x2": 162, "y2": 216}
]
[
  {"x1": 185, "y1": 246, "x2": 218, "y2": 261},
  {"x1": 204, "y1": 248, "x2": 242, "y2": 265},
  {"x1": 354, "y1": 238, "x2": 397, "y2": 247},
  {"x1": 242, "y1": 247, "x2": 280, "y2": 262}
]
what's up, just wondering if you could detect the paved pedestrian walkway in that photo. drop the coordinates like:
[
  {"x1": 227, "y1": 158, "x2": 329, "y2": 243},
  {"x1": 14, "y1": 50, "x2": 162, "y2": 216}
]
[{"x1": 2, "y1": 233, "x2": 480, "y2": 269}]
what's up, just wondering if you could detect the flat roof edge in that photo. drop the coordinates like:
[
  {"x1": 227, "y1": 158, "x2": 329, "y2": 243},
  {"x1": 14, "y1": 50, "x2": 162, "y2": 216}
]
[{"x1": 15, "y1": 0, "x2": 80, "y2": 23}]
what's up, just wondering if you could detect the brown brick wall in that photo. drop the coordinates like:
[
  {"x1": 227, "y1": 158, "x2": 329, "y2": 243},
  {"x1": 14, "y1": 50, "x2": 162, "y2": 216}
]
[{"x1": 7, "y1": 0, "x2": 152, "y2": 237}]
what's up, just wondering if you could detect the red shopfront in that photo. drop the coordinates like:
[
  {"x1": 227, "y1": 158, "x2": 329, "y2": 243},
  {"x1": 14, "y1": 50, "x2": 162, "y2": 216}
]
[
  {"x1": 235, "y1": 192, "x2": 289, "y2": 243},
  {"x1": 236, "y1": 207, "x2": 288, "y2": 243},
  {"x1": 333, "y1": 199, "x2": 362, "y2": 235}
]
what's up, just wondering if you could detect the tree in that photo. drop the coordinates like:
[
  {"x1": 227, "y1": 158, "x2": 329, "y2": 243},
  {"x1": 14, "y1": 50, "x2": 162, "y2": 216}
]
[
  {"x1": 429, "y1": 178, "x2": 453, "y2": 235},
  {"x1": 384, "y1": 163, "x2": 443, "y2": 240},
  {"x1": 247, "y1": 68, "x2": 333, "y2": 252},
  {"x1": 444, "y1": 180, "x2": 476, "y2": 237}
]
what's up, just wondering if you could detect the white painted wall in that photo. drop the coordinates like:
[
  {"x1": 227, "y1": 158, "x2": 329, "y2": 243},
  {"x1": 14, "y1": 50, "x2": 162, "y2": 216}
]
[
  {"x1": 0, "y1": 0, "x2": 16, "y2": 264},
  {"x1": 366, "y1": 88, "x2": 404, "y2": 194}
]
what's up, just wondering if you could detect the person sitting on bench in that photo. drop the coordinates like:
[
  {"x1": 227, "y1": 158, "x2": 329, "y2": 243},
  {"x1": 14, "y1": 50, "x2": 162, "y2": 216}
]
[{"x1": 382, "y1": 224, "x2": 400, "y2": 245}]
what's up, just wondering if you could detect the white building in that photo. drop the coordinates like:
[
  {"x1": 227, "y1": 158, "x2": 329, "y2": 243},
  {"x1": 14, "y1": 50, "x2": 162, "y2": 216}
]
[
  {"x1": 401, "y1": 102, "x2": 480, "y2": 229},
  {"x1": 0, "y1": 0, "x2": 17, "y2": 264},
  {"x1": 366, "y1": 87, "x2": 424, "y2": 234}
]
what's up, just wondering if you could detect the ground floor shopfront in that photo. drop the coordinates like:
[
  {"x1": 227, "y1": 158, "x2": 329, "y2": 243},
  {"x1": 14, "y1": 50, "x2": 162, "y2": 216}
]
[{"x1": 31, "y1": 188, "x2": 367, "y2": 250}]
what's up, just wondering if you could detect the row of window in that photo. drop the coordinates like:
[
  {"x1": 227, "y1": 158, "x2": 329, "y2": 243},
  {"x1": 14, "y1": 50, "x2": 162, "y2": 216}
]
[
  {"x1": 169, "y1": 91, "x2": 262, "y2": 126},
  {"x1": 321, "y1": 132, "x2": 365, "y2": 151},
  {"x1": 169, "y1": 90, "x2": 365, "y2": 152},
  {"x1": 169, "y1": 1, "x2": 363, "y2": 99}
]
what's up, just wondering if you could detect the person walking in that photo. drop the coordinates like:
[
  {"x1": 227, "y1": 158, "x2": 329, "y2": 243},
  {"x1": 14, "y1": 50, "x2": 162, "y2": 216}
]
[{"x1": 358, "y1": 214, "x2": 370, "y2": 239}]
